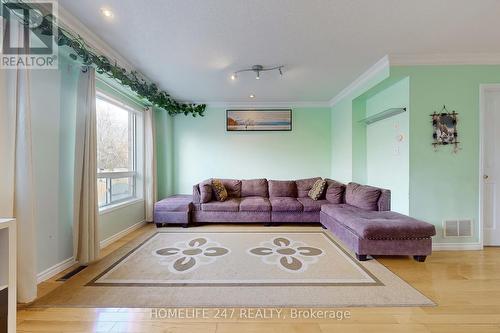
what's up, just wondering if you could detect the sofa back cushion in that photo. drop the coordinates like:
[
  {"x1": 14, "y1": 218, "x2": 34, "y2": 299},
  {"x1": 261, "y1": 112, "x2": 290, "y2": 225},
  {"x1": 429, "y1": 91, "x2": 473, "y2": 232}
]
[
  {"x1": 215, "y1": 179, "x2": 242, "y2": 198},
  {"x1": 345, "y1": 182, "x2": 381, "y2": 210},
  {"x1": 211, "y1": 179, "x2": 228, "y2": 201},
  {"x1": 199, "y1": 179, "x2": 213, "y2": 203},
  {"x1": 268, "y1": 180, "x2": 297, "y2": 198},
  {"x1": 324, "y1": 179, "x2": 345, "y2": 204},
  {"x1": 241, "y1": 179, "x2": 268, "y2": 197},
  {"x1": 295, "y1": 177, "x2": 321, "y2": 198}
]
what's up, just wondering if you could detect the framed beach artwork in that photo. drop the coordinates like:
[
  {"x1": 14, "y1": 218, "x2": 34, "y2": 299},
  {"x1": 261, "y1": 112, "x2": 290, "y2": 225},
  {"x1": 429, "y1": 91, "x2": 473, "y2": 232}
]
[{"x1": 226, "y1": 109, "x2": 292, "y2": 131}]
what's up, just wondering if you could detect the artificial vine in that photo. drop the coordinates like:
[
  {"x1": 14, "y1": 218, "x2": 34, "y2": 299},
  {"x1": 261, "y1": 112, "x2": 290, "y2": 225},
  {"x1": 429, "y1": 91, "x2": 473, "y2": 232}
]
[{"x1": 1, "y1": 1, "x2": 205, "y2": 117}]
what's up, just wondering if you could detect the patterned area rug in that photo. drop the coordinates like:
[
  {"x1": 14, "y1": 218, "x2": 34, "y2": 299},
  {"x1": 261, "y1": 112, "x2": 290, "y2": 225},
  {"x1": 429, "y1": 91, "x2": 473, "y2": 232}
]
[{"x1": 33, "y1": 227, "x2": 434, "y2": 307}]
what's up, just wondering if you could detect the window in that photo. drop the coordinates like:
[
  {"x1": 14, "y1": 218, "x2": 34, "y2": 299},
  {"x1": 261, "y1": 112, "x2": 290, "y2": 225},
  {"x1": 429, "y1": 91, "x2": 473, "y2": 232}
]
[{"x1": 96, "y1": 92, "x2": 143, "y2": 209}]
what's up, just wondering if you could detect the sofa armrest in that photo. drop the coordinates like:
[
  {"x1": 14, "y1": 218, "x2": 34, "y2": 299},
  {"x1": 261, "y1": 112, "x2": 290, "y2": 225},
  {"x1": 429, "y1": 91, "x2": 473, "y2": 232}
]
[
  {"x1": 378, "y1": 189, "x2": 391, "y2": 211},
  {"x1": 192, "y1": 185, "x2": 201, "y2": 204}
]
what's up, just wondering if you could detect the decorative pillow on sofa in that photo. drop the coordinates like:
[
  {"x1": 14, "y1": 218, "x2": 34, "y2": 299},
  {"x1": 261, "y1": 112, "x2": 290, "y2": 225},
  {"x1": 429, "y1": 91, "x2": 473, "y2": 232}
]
[
  {"x1": 345, "y1": 182, "x2": 381, "y2": 210},
  {"x1": 324, "y1": 179, "x2": 345, "y2": 204},
  {"x1": 296, "y1": 177, "x2": 322, "y2": 197},
  {"x1": 308, "y1": 179, "x2": 327, "y2": 200},
  {"x1": 211, "y1": 179, "x2": 228, "y2": 202},
  {"x1": 199, "y1": 179, "x2": 213, "y2": 203}
]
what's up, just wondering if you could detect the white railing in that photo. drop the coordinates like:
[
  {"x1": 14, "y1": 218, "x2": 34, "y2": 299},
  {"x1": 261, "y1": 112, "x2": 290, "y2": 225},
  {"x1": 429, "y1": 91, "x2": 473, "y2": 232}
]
[{"x1": 97, "y1": 171, "x2": 136, "y2": 207}]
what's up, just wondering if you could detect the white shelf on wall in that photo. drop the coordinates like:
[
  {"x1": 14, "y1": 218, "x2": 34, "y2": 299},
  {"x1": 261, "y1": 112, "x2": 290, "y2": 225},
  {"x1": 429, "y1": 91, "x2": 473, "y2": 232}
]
[
  {"x1": 359, "y1": 107, "x2": 407, "y2": 125},
  {"x1": 0, "y1": 218, "x2": 16, "y2": 333}
]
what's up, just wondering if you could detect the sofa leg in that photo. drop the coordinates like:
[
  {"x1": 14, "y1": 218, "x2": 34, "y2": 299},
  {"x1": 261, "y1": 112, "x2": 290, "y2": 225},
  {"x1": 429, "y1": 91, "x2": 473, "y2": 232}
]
[
  {"x1": 182, "y1": 223, "x2": 189, "y2": 228},
  {"x1": 356, "y1": 254, "x2": 368, "y2": 261},
  {"x1": 413, "y1": 255, "x2": 427, "y2": 262},
  {"x1": 155, "y1": 223, "x2": 164, "y2": 228},
  {"x1": 264, "y1": 222, "x2": 272, "y2": 227}
]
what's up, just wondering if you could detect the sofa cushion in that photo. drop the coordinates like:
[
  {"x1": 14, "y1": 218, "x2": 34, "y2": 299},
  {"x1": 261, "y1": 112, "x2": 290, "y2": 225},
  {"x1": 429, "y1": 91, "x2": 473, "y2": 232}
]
[
  {"x1": 239, "y1": 196, "x2": 271, "y2": 212},
  {"x1": 241, "y1": 179, "x2": 268, "y2": 197},
  {"x1": 325, "y1": 179, "x2": 345, "y2": 204},
  {"x1": 268, "y1": 180, "x2": 297, "y2": 197},
  {"x1": 295, "y1": 177, "x2": 321, "y2": 198},
  {"x1": 201, "y1": 198, "x2": 240, "y2": 212},
  {"x1": 297, "y1": 197, "x2": 329, "y2": 212},
  {"x1": 270, "y1": 197, "x2": 303, "y2": 212},
  {"x1": 345, "y1": 182, "x2": 381, "y2": 211},
  {"x1": 211, "y1": 179, "x2": 228, "y2": 201},
  {"x1": 321, "y1": 204, "x2": 436, "y2": 239},
  {"x1": 199, "y1": 179, "x2": 213, "y2": 203},
  {"x1": 308, "y1": 179, "x2": 327, "y2": 200},
  {"x1": 219, "y1": 179, "x2": 242, "y2": 198}
]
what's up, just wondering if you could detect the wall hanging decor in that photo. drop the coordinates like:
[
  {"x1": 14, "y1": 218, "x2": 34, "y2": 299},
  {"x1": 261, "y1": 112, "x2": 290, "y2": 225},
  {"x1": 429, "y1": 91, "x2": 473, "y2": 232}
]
[
  {"x1": 431, "y1": 105, "x2": 460, "y2": 153},
  {"x1": 226, "y1": 109, "x2": 292, "y2": 131}
]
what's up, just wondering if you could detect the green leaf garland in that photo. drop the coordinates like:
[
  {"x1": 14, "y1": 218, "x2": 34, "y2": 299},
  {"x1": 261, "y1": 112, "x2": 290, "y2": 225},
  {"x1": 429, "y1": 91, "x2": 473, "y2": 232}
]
[{"x1": 1, "y1": 1, "x2": 205, "y2": 117}]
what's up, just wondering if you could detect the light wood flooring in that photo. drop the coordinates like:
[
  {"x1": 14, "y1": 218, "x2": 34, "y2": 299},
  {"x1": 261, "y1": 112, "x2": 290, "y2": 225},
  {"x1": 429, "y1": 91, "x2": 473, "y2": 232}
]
[{"x1": 17, "y1": 224, "x2": 500, "y2": 333}]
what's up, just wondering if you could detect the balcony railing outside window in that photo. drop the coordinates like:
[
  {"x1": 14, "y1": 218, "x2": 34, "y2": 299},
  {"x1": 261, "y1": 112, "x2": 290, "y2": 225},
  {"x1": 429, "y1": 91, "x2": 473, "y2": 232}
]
[{"x1": 96, "y1": 91, "x2": 142, "y2": 209}]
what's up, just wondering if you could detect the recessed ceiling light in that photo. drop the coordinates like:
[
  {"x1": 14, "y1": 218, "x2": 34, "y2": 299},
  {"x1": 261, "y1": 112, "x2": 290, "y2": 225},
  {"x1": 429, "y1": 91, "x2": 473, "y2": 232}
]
[
  {"x1": 100, "y1": 8, "x2": 114, "y2": 18},
  {"x1": 249, "y1": 94, "x2": 255, "y2": 98}
]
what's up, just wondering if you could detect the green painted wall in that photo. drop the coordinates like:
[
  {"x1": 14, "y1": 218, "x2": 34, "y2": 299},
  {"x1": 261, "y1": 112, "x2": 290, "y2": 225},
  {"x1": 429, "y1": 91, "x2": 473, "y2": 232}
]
[
  {"x1": 330, "y1": 98, "x2": 353, "y2": 183},
  {"x1": 330, "y1": 63, "x2": 390, "y2": 182},
  {"x1": 330, "y1": 64, "x2": 500, "y2": 245},
  {"x1": 364, "y1": 77, "x2": 409, "y2": 214},
  {"x1": 99, "y1": 201, "x2": 145, "y2": 240},
  {"x1": 27, "y1": 50, "x2": 149, "y2": 274},
  {"x1": 156, "y1": 108, "x2": 174, "y2": 199},
  {"x1": 170, "y1": 107, "x2": 331, "y2": 194},
  {"x1": 391, "y1": 65, "x2": 500, "y2": 243},
  {"x1": 30, "y1": 54, "x2": 78, "y2": 273}
]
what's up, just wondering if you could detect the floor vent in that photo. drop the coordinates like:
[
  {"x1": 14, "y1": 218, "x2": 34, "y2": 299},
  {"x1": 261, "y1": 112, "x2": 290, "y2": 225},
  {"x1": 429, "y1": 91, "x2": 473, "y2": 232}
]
[
  {"x1": 443, "y1": 219, "x2": 473, "y2": 237},
  {"x1": 56, "y1": 265, "x2": 88, "y2": 281}
]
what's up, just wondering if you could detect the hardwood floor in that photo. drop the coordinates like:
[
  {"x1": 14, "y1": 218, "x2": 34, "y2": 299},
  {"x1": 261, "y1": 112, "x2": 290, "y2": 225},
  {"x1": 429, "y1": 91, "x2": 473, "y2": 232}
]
[{"x1": 17, "y1": 224, "x2": 500, "y2": 333}]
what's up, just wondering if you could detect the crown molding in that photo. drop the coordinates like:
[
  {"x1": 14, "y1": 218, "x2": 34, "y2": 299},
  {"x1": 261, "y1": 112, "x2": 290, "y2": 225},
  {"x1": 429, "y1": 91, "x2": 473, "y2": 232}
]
[
  {"x1": 329, "y1": 55, "x2": 390, "y2": 108},
  {"x1": 194, "y1": 101, "x2": 331, "y2": 109},
  {"x1": 390, "y1": 53, "x2": 500, "y2": 66}
]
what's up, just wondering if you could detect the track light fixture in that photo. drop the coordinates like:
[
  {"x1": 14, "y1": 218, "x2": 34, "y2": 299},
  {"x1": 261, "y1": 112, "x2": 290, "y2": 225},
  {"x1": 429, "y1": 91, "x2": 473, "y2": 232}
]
[{"x1": 230, "y1": 65, "x2": 284, "y2": 81}]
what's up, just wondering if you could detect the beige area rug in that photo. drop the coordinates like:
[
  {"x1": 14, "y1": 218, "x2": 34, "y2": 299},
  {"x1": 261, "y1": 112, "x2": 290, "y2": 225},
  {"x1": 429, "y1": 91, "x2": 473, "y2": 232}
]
[{"x1": 33, "y1": 226, "x2": 434, "y2": 307}]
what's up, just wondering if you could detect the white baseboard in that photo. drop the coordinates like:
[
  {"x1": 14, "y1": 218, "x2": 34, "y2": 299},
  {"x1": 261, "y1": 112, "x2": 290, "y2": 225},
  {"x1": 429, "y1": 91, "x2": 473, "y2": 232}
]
[
  {"x1": 432, "y1": 243, "x2": 483, "y2": 251},
  {"x1": 37, "y1": 257, "x2": 77, "y2": 284},
  {"x1": 100, "y1": 220, "x2": 146, "y2": 249},
  {"x1": 36, "y1": 220, "x2": 147, "y2": 284}
]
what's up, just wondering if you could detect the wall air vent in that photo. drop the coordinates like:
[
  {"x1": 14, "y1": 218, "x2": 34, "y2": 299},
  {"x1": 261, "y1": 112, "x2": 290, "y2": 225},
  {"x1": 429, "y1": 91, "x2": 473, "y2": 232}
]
[{"x1": 443, "y1": 219, "x2": 473, "y2": 237}]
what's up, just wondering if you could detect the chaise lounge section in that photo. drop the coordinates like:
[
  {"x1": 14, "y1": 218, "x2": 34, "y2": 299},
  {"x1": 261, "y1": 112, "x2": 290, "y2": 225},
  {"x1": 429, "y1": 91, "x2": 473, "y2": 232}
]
[{"x1": 155, "y1": 178, "x2": 436, "y2": 261}]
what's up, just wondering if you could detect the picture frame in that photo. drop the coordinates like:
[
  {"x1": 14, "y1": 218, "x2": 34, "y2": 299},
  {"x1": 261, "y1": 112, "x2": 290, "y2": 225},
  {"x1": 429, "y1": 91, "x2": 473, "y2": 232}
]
[
  {"x1": 431, "y1": 105, "x2": 460, "y2": 152},
  {"x1": 226, "y1": 109, "x2": 292, "y2": 131}
]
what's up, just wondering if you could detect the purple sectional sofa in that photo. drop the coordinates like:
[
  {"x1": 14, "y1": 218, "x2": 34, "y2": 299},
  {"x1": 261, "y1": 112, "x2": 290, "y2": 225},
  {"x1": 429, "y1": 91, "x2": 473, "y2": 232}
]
[{"x1": 154, "y1": 177, "x2": 436, "y2": 261}]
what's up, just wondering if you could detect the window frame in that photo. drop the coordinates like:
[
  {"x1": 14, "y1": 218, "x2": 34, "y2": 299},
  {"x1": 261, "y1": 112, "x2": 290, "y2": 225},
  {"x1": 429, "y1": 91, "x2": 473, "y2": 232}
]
[{"x1": 96, "y1": 90, "x2": 144, "y2": 211}]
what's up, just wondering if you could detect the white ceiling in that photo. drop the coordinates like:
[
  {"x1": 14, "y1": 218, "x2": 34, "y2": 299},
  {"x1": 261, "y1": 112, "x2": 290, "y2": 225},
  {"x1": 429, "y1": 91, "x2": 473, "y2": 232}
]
[{"x1": 58, "y1": 0, "x2": 500, "y2": 104}]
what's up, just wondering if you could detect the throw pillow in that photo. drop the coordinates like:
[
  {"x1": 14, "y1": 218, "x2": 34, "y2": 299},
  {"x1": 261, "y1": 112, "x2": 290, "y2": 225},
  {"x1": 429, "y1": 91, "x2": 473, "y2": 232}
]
[
  {"x1": 199, "y1": 179, "x2": 213, "y2": 203},
  {"x1": 324, "y1": 179, "x2": 345, "y2": 203},
  {"x1": 308, "y1": 179, "x2": 327, "y2": 201},
  {"x1": 345, "y1": 182, "x2": 381, "y2": 210},
  {"x1": 211, "y1": 179, "x2": 228, "y2": 202}
]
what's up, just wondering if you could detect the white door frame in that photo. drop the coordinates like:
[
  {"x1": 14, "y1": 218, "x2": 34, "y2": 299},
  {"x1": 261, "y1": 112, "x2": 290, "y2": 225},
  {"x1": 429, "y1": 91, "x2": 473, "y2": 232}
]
[{"x1": 479, "y1": 84, "x2": 500, "y2": 247}]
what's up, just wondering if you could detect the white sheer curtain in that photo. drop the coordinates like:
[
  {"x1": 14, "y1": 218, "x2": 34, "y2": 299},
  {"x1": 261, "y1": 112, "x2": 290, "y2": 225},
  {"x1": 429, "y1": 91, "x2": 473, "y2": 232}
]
[
  {"x1": 73, "y1": 67, "x2": 99, "y2": 265},
  {"x1": 144, "y1": 106, "x2": 157, "y2": 222},
  {"x1": 0, "y1": 17, "x2": 38, "y2": 303}
]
